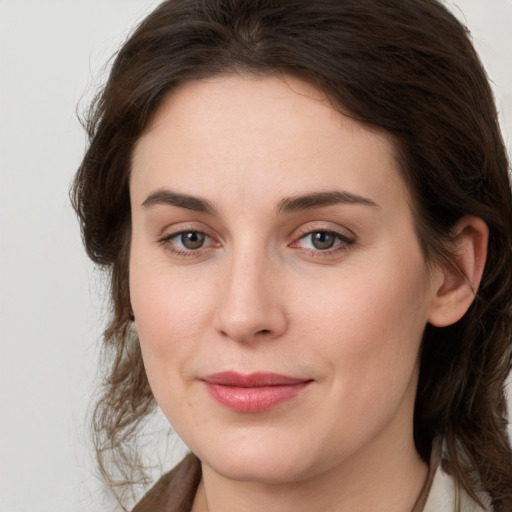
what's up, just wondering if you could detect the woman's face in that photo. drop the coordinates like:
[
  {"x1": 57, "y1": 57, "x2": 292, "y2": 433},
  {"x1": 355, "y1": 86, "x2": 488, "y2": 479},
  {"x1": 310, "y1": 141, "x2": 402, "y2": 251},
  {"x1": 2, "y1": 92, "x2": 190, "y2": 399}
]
[{"x1": 129, "y1": 75, "x2": 440, "y2": 484}]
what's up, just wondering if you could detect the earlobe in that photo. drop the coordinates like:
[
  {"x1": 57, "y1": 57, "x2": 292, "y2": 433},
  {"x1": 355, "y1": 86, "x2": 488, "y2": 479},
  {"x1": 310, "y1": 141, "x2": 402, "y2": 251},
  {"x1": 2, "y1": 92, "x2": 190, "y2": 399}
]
[{"x1": 428, "y1": 216, "x2": 489, "y2": 328}]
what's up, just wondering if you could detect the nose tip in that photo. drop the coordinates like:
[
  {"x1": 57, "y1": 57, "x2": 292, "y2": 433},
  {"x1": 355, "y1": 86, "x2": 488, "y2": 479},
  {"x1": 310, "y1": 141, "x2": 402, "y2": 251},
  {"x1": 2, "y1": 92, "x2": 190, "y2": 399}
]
[
  {"x1": 213, "y1": 260, "x2": 288, "y2": 343},
  {"x1": 216, "y1": 314, "x2": 282, "y2": 343},
  {"x1": 214, "y1": 291, "x2": 288, "y2": 342}
]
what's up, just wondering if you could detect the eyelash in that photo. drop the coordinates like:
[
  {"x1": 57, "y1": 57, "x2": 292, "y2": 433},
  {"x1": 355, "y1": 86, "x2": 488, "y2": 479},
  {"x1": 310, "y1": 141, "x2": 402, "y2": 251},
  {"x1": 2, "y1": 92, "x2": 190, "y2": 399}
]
[{"x1": 157, "y1": 227, "x2": 355, "y2": 258}]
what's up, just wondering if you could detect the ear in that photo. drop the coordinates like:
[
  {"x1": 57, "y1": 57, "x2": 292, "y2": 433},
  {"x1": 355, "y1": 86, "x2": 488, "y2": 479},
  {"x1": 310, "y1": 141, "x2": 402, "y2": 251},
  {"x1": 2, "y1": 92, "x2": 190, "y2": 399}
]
[{"x1": 428, "y1": 216, "x2": 488, "y2": 328}]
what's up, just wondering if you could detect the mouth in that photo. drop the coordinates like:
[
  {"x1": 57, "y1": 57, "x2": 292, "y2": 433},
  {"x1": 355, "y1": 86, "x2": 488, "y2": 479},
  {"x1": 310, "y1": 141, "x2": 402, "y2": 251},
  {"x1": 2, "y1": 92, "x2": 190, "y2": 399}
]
[{"x1": 200, "y1": 371, "x2": 313, "y2": 413}]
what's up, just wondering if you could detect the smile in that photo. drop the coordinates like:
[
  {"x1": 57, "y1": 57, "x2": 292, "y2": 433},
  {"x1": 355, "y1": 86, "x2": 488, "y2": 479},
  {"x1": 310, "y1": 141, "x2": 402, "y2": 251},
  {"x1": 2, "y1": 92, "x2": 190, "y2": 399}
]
[{"x1": 200, "y1": 372, "x2": 313, "y2": 413}]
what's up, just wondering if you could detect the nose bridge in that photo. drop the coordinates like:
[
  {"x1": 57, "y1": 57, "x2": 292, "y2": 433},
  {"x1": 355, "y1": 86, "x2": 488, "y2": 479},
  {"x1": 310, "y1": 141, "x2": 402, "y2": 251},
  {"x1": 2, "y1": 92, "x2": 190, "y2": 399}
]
[{"x1": 214, "y1": 241, "x2": 287, "y2": 342}]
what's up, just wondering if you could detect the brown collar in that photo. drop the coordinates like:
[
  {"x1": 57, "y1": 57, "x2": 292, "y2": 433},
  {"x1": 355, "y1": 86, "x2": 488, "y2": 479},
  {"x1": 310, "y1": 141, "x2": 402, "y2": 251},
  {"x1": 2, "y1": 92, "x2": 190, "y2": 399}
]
[{"x1": 132, "y1": 453, "x2": 201, "y2": 512}]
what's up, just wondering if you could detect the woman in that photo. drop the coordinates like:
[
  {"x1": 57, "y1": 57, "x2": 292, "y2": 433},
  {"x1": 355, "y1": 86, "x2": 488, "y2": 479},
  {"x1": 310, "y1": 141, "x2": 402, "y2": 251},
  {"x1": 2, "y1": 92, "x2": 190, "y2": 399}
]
[{"x1": 72, "y1": 0, "x2": 512, "y2": 510}]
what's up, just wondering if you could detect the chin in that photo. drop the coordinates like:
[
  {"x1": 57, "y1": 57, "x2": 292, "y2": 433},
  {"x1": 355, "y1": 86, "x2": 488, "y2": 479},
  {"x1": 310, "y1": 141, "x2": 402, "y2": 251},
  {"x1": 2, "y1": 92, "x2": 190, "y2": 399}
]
[
  {"x1": 209, "y1": 451, "x2": 308, "y2": 484},
  {"x1": 189, "y1": 427, "x2": 331, "y2": 485}
]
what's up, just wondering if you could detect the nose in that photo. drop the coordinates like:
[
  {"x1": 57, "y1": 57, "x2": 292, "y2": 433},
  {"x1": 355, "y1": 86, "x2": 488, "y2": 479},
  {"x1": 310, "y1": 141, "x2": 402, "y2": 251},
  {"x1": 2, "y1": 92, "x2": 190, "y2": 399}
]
[{"x1": 213, "y1": 250, "x2": 288, "y2": 343}]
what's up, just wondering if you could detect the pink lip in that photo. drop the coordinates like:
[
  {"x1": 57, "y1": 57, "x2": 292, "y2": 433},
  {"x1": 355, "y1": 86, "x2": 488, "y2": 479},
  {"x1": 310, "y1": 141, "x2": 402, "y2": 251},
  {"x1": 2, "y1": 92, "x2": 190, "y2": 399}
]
[{"x1": 201, "y1": 372, "x2": 312, "y2": 413}]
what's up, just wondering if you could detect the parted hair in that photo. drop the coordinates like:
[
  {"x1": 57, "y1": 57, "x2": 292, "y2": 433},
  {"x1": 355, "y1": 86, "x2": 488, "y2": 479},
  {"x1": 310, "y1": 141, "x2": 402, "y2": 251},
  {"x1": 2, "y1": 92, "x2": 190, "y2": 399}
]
[{"x1": 72, "y1": 0, "x2": 512, "y2": 509}]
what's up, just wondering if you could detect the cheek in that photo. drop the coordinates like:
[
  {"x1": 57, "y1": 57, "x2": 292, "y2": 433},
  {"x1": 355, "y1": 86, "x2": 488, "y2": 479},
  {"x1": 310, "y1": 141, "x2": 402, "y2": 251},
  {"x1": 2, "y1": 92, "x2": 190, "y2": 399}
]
[
  {"x1": 289, "y1": 263, "x2": 430, "y2": 455},
  {"x1": 129, "y1": 246, "x2": 216, "y2": 381},
  {"x1": 296, "y1": 251, "x2": 431, "y2": 384}
]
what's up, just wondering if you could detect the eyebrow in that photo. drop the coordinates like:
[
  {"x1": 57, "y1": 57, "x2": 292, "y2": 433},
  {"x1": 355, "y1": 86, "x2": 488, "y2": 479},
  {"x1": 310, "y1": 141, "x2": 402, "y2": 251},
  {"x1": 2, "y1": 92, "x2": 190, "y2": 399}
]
[
  {"x1": 141, "y1": 188, "x2": 379, "y2": 215},
  {"x1": 141, "y1": 189, "x2": 216, "y2": 214},
  {"x1": 276, "y1": 190, "x2": 379, "y2": 213}
]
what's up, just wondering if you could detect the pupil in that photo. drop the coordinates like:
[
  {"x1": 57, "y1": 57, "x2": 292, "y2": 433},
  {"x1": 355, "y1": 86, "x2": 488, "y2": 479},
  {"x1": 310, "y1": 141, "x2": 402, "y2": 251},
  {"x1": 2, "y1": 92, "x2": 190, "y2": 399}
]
[
  {"x1": 181, "y1": 232, "x2": 205, "y2": 249},
  {"x1": 312, "y1": 231, "x2": 335, "y2": 250}
]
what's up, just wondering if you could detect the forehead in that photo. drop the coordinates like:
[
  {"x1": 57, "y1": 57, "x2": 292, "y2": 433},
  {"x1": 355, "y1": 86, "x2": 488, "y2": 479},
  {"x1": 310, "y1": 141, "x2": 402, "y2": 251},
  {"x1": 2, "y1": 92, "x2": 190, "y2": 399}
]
[{"x1": 130, "y1": 74, "x2": 408, "y2": 212}]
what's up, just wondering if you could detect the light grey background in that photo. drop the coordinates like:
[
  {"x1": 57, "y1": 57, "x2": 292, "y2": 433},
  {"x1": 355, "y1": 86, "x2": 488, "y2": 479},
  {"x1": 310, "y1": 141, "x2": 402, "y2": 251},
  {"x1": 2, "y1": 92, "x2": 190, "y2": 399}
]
[{"x1": 1, "y1": 1, "x2": 511, "y2": 511}]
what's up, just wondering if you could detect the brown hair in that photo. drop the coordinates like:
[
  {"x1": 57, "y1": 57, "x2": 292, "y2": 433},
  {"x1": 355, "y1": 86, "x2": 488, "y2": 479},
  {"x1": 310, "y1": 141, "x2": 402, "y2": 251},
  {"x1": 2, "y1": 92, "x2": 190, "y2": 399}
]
[{"x1": 72, "y1": 0, "x2": 512, "y2": 509}]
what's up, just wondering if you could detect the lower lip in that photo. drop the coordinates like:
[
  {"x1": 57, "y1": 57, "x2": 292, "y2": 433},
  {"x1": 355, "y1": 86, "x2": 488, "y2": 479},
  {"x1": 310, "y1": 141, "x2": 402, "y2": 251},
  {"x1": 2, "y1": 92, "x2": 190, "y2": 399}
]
[{"x1": 203, "y1": 381, "x2": 311, "y2": 413}]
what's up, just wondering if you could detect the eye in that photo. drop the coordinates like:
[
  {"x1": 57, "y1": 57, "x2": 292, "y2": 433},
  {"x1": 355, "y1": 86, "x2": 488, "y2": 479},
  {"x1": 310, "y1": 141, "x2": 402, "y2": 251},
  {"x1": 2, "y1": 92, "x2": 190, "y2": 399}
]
[
  {"x1": 178, "y1": 231, "x2": 206, "y2": 250},
  {"x1": 158, "y1": 229, "x2": 217, "y2": 254},
  {"x1": 291, "y1": 228, "x2": 354, "y2": 253},
  {"x1": 307, "y1": 231, "x2": 338, "y2": 250}
]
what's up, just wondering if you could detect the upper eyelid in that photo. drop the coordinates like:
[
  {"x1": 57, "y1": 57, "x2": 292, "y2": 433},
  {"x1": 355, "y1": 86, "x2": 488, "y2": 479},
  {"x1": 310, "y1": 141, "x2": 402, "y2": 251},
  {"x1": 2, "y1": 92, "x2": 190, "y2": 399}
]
[
  {"x1": 292, "y1": 222, "x2": 356, "y2": 240},
  {"x1": 158, "y1": 222, "x2": 216, "y2": 239},
  {"x1": 297, "y1": 227, "x2": 352, "y2": 238},
  {"x1": 292, "y1": 230, "x2": 354, "y2": 247},
  {"x1": 160, "y1": 228, "x2": 209, "y2": 238},
  {"x1": 159, "y1": 229, "x2": 214, "y2": 244}
]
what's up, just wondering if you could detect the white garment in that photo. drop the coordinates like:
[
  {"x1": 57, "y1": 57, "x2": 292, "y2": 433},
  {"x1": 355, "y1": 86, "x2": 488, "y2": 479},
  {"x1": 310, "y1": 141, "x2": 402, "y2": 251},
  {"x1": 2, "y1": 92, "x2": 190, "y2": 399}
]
[{"x1": 423, "y1": 466, "x2": 491, "y2": 512}]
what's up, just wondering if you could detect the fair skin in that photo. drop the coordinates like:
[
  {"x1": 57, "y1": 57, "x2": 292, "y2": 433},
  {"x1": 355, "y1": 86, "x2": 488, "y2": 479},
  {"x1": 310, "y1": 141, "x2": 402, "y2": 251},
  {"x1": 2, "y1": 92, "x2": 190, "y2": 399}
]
[{"x1": 129, "y1": 74, "x2": 488, "y2": 512}]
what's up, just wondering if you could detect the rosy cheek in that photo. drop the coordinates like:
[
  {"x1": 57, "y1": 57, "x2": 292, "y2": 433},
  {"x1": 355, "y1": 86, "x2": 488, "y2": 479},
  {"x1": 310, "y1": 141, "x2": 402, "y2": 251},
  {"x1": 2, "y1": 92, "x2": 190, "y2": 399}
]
[{"x1": 133, "y1": 273, "x2": 211, "y2": 355}]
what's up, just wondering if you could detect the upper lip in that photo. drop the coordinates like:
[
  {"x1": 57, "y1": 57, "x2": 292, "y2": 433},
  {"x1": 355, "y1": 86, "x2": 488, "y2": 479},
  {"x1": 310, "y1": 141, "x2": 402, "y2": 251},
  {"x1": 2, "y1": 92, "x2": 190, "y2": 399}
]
[{"x1": 201, "y1": 371, "x2": 310, "y2": 387}]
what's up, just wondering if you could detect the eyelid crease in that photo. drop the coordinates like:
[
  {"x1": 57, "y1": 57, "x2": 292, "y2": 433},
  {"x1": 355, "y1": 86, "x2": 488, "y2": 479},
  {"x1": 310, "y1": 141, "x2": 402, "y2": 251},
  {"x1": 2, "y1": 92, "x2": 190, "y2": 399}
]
[
  {"x1": 292, "y1": 222, "x2": 356, "y2": 242},
  {"x1": 157, "y1": 229, "x2": 214, "y2": 245},
  {"x1": 293, "y1": 230, "x2": 354, "y2": 245}
]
